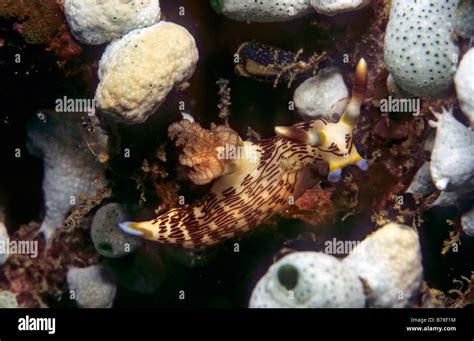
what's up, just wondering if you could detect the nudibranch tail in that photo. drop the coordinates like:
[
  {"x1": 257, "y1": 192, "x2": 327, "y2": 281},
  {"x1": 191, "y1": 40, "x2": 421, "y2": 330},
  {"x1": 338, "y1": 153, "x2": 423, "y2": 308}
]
[
  {"x1": 120, "y1": 60, "x2": 370, "y2": 248},
  {"x1": 118, "y1": 221, "x2": 146, "y2": 237}
]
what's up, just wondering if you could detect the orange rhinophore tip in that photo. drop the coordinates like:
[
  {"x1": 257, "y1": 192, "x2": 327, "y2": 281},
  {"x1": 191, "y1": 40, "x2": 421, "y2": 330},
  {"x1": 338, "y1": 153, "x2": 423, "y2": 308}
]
[{"x1": 353, "y1": 58, "x2": 368, "y2": 104}]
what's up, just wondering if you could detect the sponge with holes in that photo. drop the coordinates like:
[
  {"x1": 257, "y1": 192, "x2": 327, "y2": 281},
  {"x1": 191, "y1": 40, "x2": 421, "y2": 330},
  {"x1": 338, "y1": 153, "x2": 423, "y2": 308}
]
[
  {"x1": 64, "y1": 0, "x2": 161, "y2": 45},
  {"x1": 210, "y1": 0, "x2": 313, "y2": 22},
  {"x1": 384, "y1": 0, "x2": 459, "y2": 97},
  {"x1": 249, "y1": 252, "x2": 365, "y2": 308},
  {"x1": 91, "y1": 203, "x2": 142, "y2": 258}
]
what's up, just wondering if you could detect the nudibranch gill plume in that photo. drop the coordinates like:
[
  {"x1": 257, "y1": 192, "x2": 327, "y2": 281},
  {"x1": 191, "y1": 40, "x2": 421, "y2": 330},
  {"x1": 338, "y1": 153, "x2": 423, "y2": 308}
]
[{"x1": 119, "y1": 59, "x2": 369, "y2": 249}]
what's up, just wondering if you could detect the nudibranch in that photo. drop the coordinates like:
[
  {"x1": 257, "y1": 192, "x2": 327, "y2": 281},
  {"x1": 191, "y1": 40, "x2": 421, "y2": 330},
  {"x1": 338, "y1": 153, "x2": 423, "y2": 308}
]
[
  {"x1": 235, "y1": 41, "x2": 328, "y2": 87},
  {"x1": 119, "y1": 59, "x2": 368, "y2": 249}
]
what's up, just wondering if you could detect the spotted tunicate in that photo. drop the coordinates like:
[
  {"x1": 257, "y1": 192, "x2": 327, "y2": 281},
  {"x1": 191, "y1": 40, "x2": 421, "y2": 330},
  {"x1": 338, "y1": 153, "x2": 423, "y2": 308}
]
[
  {"x1": 91, "y1": 203, "x2": 142, "y2": 258},
  {"x1": 384, "y1": 0, "x2": 459, "y2": 97}
]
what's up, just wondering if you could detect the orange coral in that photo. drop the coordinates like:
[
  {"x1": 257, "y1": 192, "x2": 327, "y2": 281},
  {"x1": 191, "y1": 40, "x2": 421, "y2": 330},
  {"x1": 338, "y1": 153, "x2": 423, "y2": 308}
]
[{"x1": 168, "y1": 120, "x2": 241, "y2": 185}]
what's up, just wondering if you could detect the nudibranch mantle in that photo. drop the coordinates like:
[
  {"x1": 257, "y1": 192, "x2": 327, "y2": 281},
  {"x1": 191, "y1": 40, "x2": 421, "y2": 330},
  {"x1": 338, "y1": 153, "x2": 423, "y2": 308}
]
[{"x1": 120, "y1": 59, "x2": 369, "y2": 248}]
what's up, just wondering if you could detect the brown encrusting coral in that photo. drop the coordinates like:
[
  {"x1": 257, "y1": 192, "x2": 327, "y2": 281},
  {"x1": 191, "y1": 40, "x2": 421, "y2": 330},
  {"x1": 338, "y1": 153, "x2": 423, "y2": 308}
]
[
  {"x1": 46, "y1": 23, "x2": 82, "y2": 69},
  {"x1": 0, "y1": 0, "x2": 64, "y2": 45},
  {"x1": 1, "y1": 220, "x2": 98, "y2": 308}
]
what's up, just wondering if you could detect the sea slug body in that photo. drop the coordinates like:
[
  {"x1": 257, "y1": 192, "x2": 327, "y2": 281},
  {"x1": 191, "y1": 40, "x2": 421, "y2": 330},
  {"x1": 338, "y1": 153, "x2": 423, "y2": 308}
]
[{"x1": 119, "y1": 60, "x2": 369, "y2": 248}]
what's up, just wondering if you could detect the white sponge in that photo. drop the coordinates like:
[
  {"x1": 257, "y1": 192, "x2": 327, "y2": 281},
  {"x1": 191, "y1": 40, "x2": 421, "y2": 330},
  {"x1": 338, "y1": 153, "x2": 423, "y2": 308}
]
[
  {"x1": 95, "y1": 22, "x2": 199, "y2": 124},
  {"x1": 384, "y1": 0, "x2": 459, "y2": 97},
  {"x1": 64, "y1": 0, "x2": 161, "y2": 45},
  {"x1": 250, "y1": 252, "x2": 365, "y2": 308}
]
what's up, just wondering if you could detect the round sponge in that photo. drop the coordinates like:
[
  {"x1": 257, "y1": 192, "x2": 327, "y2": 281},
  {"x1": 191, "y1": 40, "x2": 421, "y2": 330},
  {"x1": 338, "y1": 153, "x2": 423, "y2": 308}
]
[
  {"x1": 95, "y1": 22, "x2": 199, "y2": 124},
  {"x1": 64, "y1": 0, "x2": 161, "y2": 45},
  {"x1": 384, "y1": 0, "x2": 459, "y2": 97},
  {"x1": 67, "y1": 264, "x2": 116, "y2": 308},
  {"x1": 311, "y1": 0, "x2": 371, "y2": 16},
  {"x1": 343, "y1": 223, "x2": 422, "y2": 308},
  {"x1": 210, "y1": 0, "x2": 312, "y2": 22},
  {"x1": 293, "y1": 70, "x2": 349, "y2": 120},
  {"x1": 91, "y1": 203, "x2": 142, "y2": 258},
  {"x1": 249, "y1": 252, "x2": 365, "y2": 308}
]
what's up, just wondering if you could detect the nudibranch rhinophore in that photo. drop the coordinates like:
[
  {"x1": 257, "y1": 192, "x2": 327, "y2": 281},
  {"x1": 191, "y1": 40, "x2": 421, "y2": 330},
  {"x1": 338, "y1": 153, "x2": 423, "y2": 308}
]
[{"x1": 119, "y1": 59, "x2": 369, "y2": 249}]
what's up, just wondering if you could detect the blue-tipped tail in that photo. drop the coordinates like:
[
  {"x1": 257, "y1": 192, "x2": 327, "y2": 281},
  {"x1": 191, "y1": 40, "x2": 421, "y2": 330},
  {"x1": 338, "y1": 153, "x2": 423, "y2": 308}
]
[
  {"x1": 328, "y1": 169, "x2": 342, "y2": 183},
  {"x1": 118, "y1": 222, "x2": 145, "y2": 237},
  {"x1": 356, "y1": 159, "x2": 369, "y2": 171}
]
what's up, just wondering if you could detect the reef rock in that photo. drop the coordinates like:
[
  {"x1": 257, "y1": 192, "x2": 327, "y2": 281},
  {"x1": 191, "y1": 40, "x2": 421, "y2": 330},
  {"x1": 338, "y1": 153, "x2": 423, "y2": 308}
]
[
  {"x1": 455, "y1": 48, "x2": 474, "y2": 127},
  {"x1": 210, "y1": 0, "x2": 312, "y2": 22},
  {"x1": 293, "y1": 70, "x2": 349, "y2": 120},
  {"x1": 343, "y1": 223, "x2": 423, "y2": 308},
  {"x1": 429, "y1": 108, "x2": 474, "y2": 193},
  {"x1": 95, "y1": 22, "x2": 199, "y2": 124},
  {"x1": 64, "y1": 0, "x2": 161, "y2": 45},
  {"x1": 67, "y1": 264, "x2": 116, "y2": 308},
  {"x1": 384, "y1": 0, "x2": 459, "y2": 97},
  {"x1": 311, "y1": 0, "x2": 371, "y2": 16},
  {"x1": 91, "y1": 203, "x2": 142, "y2": 258},
  {"x1": 249, "y1": 252, "x2": 365, "y2": 308},
  {"x1": 26, "y1": 111, "x2": 108, "y2": 243}
]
